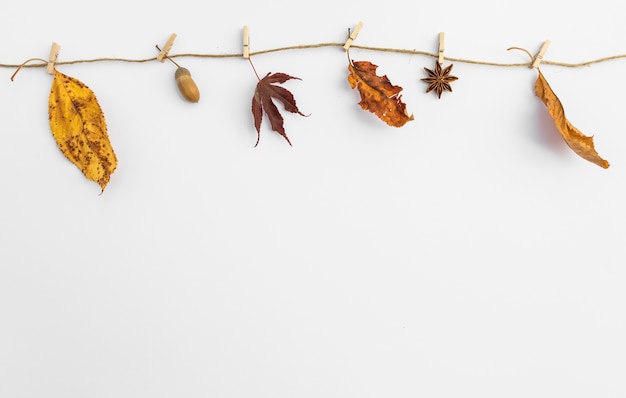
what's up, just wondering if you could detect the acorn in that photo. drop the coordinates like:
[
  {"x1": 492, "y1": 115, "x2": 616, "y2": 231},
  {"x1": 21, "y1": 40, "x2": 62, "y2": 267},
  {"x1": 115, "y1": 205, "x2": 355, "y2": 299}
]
[{"x1": 175, "y1": 67, "x2": 200, "y2": 103}]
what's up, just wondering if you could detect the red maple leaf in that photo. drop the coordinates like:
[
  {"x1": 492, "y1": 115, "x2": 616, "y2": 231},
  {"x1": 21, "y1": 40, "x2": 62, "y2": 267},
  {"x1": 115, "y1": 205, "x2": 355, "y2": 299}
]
[{"x1": 250, "y1": 60, "x2": 306, "y2": 146}]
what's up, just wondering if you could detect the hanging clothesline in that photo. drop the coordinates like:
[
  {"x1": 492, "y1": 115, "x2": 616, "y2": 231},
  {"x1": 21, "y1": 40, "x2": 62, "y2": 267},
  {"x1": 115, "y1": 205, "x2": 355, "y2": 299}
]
[{"x1": 2, "y1": 43, "x2": 626, "y2": 70}]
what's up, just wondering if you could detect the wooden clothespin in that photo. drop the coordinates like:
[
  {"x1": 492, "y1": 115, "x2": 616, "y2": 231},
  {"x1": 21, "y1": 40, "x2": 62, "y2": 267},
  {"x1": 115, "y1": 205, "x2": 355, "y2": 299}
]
[
  {"x1": 157, "y1": 33, "x2": 177, "y2": 62},
  {"x1": 47, "y1": 42, "x2": 60, "y2": 74},
  {"x1": 438, "y1": 32, "x2": 445, "y2": 64},
  {"x1": 343, "y1": 21, "x2": 363, "y2": 51},
  {"x1": 243, "y1": 26, "x2": 250, "y2": 58},
  {"x1": 532, "y1": 40, "x2": 551, "y2": 68}
]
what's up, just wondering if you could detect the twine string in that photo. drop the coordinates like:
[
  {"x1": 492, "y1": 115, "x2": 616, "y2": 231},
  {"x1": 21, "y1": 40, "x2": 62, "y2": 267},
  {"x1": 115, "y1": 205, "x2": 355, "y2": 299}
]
[{"x1": 2, "y1": 42, "x2": 625, "y2": 69}]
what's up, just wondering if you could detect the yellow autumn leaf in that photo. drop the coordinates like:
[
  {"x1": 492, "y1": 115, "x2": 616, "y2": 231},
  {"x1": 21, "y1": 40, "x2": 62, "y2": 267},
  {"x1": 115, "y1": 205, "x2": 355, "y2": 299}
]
[
  {"x1": 48, "y1": 69, "x2": 117, "y2": 191},
  {"x1": 534, "y1": 70, "x2": 609, "y2": 169}
]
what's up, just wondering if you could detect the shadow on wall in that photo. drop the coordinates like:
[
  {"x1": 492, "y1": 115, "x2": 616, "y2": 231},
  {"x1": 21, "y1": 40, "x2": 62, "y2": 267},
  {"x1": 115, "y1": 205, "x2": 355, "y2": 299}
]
[{"x1": 533, "y1": 100, "x2": 570, "y2": 157}]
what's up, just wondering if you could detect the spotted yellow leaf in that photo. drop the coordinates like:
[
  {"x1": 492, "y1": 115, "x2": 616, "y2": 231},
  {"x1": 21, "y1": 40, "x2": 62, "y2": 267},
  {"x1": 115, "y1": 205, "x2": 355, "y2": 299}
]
[{"x1": 48, "y1": 69, "x2": 117, "y2": 192}]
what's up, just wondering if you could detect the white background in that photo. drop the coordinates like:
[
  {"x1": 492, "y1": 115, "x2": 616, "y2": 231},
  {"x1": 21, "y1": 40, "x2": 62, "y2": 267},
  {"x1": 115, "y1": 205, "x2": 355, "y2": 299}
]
[{"x1": 1, "y1": 0, "x2": 626, "y2": 397}]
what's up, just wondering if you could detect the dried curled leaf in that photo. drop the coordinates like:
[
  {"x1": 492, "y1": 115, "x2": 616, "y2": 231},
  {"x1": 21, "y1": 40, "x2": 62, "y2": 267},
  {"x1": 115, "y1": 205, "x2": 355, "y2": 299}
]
[
  {"x1": 534, "y1": 70, "x2": 609, "y2": 169},
  {"x1": 252, "y1": 71, "x2": 306, "y2": 147},
  {"x1": 347, "y1": 60, "x2": 413, "y2": 127},
  {"x1": 49, "y1": 70, "x2": 117, "y2": 191}
]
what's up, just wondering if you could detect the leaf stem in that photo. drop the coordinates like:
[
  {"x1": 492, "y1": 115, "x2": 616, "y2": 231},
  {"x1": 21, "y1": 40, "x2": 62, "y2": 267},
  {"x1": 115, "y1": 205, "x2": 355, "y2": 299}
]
[
  {"x1": 10, "y1": 58, "x2": 48, "y2": 81},
  {"x1": 345, "y1": 28, "x2": 355, "y2": 68},
  {"x1": 507, "y1": 47, "x2": 533, "y2": 62},
  {"x1": 248, "y1": 57, "x2": 261, "y2": 81}
]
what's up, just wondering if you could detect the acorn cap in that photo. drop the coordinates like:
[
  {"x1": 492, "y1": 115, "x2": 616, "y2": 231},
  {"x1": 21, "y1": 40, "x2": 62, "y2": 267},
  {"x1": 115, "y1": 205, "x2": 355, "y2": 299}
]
[{"x1": 175, "y1": 67, "x2": 191, "y2": 79}]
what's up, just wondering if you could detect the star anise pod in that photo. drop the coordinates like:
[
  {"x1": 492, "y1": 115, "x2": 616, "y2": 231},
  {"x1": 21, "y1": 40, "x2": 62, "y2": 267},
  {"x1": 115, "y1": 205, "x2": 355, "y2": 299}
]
[{"x1": 421, "y1": 61, "x2": 458, "y2": 99}]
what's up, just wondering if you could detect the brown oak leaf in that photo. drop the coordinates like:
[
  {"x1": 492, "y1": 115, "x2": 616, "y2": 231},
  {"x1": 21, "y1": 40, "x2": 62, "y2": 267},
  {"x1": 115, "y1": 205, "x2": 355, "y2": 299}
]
[
  {"x1": 347, "y1": 60, "x2": 413, "y2": 127},
  {"x1": 535, "y1": 70, "x2": 609, "y2": 169},
  {"x1": 251, "y1": 71, "x2": 306, "y2": 147}
]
